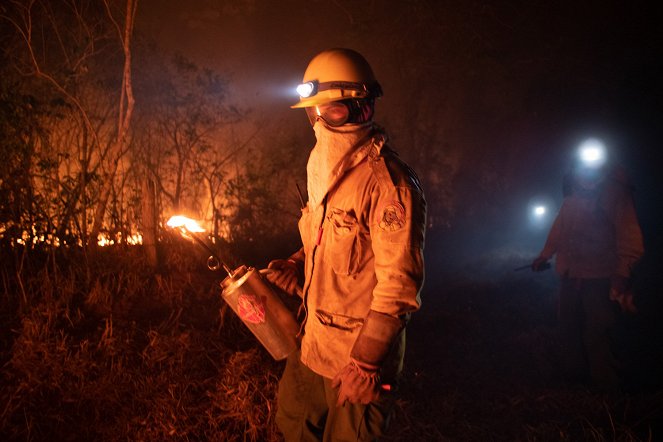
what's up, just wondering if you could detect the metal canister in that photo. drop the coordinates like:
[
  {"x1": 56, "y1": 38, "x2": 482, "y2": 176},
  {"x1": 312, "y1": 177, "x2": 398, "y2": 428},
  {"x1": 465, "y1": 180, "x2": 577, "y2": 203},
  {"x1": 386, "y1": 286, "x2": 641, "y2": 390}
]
[{"x1": 220, "y1": 265, "x2": 299, "y2": 360}]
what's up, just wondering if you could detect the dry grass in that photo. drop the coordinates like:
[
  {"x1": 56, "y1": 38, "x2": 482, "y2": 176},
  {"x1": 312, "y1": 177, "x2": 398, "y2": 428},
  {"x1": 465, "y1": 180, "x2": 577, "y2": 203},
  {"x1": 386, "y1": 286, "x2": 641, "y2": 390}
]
[
  {"x1": 0, "y1": 241, "x2": 661, "y2": 441},
  {"x1": 0, "y1": 242, "x2": 282, "y2": 441}
]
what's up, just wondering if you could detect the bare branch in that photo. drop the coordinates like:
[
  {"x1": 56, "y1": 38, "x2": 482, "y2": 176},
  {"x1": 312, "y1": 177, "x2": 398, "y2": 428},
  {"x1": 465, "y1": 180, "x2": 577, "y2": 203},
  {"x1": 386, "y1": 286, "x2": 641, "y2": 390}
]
[{"x1": 2, "y1": 0, "x2": 102, "y2": 152}]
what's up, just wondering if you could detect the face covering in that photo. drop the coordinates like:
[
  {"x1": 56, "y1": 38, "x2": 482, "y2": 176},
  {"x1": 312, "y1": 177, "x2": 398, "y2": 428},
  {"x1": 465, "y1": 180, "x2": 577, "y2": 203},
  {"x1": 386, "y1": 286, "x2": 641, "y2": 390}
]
[{"x1": 306, "y1": 121, "x2": 373, "y2": 208}]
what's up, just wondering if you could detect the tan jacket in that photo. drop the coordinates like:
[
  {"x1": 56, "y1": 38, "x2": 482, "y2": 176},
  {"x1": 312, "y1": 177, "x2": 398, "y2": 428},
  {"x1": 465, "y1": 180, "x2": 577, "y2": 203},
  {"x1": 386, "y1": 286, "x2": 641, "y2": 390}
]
[
  {"x1": 291, "y1": 133, "x2": 426, "y2": 379},
  {"x1": 540, "y1": 168, "x2": 644, "y2": 279}
]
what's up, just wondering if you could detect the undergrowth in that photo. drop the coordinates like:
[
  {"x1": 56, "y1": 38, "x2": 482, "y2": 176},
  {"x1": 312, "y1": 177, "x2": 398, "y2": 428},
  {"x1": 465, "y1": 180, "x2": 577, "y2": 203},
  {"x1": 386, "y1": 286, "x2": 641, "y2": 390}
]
[{"x1": 0, "y1": 240, "x2": 661, "y2": 441}]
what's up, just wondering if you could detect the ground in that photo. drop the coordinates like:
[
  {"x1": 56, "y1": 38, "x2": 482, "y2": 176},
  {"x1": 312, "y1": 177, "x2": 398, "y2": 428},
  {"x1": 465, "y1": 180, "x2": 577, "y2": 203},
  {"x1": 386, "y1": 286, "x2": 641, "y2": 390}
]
[{"x1": 1, "y1": 240, "x2": 662, "y2": 441}]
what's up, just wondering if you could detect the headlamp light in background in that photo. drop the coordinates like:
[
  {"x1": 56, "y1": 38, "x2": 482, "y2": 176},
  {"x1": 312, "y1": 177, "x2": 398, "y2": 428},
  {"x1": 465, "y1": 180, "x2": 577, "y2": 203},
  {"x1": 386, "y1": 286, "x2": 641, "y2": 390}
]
[
  {"x1": 533, "y1": 205, "x2": 546, "y2": 218},
  {"x1": 527, "y1": 198, "x2": 554, "y2": 231},
  {"x1": 578, "y1": 138, "x2": 607, "y2": 169}
]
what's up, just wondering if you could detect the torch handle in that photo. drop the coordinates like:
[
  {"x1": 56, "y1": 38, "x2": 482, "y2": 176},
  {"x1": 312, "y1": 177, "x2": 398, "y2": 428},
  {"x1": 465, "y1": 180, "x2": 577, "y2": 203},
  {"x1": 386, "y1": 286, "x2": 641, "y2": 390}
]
[{"x1": 513, "y1": 264, "x2": 532, "y2": 271}]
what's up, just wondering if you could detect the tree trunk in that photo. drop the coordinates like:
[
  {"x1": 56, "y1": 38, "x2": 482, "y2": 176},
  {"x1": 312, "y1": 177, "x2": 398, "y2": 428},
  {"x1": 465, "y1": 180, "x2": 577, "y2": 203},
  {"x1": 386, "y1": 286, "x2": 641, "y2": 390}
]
[
  {"x1": 88, "y1": 0, "x2": 137, "y2": 247},
  {"x1": 141, "y1": 174, "x2": 158, "y2": 268}
]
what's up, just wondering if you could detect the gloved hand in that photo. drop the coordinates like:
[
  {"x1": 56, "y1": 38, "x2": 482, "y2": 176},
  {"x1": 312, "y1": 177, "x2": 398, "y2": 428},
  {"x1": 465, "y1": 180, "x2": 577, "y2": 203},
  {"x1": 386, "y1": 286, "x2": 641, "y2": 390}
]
[
  {"x1": 331, "y1": 310, "x2": 404, "y2": 406},
  {"x1": 265, "y1": 259, "x2": 301, "y2": 296},
  {"x1": 531, "y1": 256, "x2": 550, "y2": 272},
  {"x1": 610, "y1": 275, "x2": 637, "y2": 314},
  {"x1": 610, "y1": 275, "x2": 628, "y2": 295},
  {"x1": 331, "y1": 360, "x2": 380, "y2": 406}
]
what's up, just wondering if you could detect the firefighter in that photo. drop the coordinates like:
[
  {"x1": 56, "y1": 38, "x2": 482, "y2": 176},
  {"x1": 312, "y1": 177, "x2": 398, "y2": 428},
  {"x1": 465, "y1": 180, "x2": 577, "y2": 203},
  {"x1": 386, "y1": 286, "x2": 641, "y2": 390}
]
[
  {"x1": 266, "y1": 48, "x2": 426, "y2": 440},
  {"x1": 531, "y1": 139, "x2": 644, "y2": 391}
]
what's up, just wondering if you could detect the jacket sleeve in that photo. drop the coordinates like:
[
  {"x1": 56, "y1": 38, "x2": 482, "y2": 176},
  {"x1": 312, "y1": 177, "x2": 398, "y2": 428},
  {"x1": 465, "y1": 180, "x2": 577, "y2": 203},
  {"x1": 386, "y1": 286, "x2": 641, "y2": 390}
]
[
  {"x1": 613, "y1": 184, "x2": 644, "y2": 277},
  {"x1": 540, "y1": 202, "x2": 565, "y2": 259},
  {"x1": 367, "y1": 157, "x2": 426, "y2": 317}
]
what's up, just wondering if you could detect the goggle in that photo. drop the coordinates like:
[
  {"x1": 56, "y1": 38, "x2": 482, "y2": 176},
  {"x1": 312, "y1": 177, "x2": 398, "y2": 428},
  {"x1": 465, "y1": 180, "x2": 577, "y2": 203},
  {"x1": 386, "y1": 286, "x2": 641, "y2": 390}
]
[{"x1": 305, "y1": 101, "x2": 353, "y2": 127}]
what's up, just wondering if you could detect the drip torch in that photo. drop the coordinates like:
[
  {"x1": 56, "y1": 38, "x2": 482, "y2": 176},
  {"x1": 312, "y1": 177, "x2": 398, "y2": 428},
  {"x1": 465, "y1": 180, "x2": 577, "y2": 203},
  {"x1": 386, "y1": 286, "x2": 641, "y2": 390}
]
[{"x1": 166, "y1": 216, "x2": 299, "y2": 360}]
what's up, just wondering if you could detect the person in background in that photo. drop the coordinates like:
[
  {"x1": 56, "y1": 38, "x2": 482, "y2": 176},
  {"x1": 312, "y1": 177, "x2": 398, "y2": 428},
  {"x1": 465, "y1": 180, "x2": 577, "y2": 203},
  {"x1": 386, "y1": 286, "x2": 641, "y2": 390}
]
[
  {"x1": 532, "y1": 139, "x2": 644, "y2": 391},
  {"x1": 266, "y1": 48, "x2": 426, "y2": 440}
]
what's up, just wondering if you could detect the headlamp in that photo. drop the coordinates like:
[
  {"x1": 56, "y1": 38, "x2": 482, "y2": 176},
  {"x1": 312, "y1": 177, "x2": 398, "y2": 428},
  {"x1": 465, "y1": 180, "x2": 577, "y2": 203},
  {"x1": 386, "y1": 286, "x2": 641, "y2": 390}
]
[
  {"x1": 527, "y1": 199, "x2": 554, "y2": 230},
  {"x1": 578, "y1": 138, "x2": 607, "y2": 168},
  {"x1": 533, "y1": 206, "x2": 546, "y2": 217},
  {"x1": 296, "y1": 81, "x2": 316, "y2": 98}
]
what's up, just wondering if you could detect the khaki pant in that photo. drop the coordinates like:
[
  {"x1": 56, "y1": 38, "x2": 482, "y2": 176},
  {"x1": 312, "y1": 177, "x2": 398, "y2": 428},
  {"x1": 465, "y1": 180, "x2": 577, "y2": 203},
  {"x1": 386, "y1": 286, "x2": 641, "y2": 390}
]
[
  {"x1": 276, "y1": 350, "x2": 396, "y2": 441},
  {"x1": 558, "y1": 277, "x2": 620, "y2": 390}
]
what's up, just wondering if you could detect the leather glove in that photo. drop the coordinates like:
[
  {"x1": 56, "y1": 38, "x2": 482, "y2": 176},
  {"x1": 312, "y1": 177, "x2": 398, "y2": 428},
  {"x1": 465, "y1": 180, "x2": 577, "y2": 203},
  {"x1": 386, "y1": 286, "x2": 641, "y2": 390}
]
[
  {"x1": 610, "y1": 275, "x2": 628, "y2": 294},
  {"x1": 531, "y1": 256, "x2": 551, "y2": 272},
  {"x1": 331, "y1": 360, "x2": 380, "y2": 406},
  {"x1": 265, "y1": 259, "x2": 301, "y2": 296},
  {"x1": 610, "y1": 275, "x2": 637, "y2": 314},
  {"x1": 332, "y1": 310, "x2": 404, "y2": 406}
]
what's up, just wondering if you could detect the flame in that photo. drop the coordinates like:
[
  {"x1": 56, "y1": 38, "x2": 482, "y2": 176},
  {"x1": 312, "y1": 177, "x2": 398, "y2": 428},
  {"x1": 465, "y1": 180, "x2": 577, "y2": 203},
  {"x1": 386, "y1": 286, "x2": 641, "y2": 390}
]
[
  {"x1": 166, "y1": 215, "x2": 206, "y2": 233},
  {"x1": 97, "y1": 232, "x2": 143, "y2": 246}
]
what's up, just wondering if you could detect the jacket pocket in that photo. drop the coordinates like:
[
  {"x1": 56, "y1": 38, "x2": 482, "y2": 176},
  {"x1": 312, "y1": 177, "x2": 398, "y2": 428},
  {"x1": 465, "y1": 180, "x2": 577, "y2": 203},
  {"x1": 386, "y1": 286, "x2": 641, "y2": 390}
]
[
  {"x1": 315, "y1": 309, "x2": 364, "y2": 331},
  {"x1": 325, "y1": 208, "x2": 360, "y2": 276}
]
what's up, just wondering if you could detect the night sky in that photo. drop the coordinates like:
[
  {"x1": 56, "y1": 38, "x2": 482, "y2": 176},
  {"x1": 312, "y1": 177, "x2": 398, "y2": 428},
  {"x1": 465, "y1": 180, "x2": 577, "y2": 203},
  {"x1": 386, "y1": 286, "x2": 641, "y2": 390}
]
[{"x1": 137, "y1": 0, "x2": 662, "y2": 267}]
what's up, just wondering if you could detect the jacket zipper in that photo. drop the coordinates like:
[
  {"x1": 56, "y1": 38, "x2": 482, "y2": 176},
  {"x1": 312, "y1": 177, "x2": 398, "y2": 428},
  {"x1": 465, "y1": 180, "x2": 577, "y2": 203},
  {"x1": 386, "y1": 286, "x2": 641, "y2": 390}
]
[{"x1": 299, "y1": 197, "x2": 327, "y2": 336}]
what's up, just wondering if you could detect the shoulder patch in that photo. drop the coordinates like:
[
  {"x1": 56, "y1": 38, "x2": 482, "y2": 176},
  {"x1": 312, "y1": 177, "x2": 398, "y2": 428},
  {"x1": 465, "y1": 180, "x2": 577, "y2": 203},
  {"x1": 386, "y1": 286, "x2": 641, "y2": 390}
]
[{"x1": 377, "y1": 201, "x2": 406, "y2": 232}]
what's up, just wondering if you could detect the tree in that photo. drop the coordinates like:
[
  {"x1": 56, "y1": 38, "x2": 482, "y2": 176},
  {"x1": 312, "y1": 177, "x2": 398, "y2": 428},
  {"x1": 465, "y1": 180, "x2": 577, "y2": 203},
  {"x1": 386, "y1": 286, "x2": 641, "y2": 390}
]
[
  {"x1": 88, "y1": 0, "x2": 137, "y2": 248},
  {"x1": 0, "y1": 85, "x2": 49, "y2": 245},
  {"x1": 140, "y1": 56, "x2": 242, "y2": 210},
  {"x1": 2, "y1": 0, "x2": 137, "y2": 248}
]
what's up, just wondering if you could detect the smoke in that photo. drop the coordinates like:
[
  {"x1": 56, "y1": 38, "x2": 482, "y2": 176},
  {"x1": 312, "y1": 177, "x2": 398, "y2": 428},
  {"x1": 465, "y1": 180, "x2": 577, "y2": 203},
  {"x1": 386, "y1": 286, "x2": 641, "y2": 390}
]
[{"x1": 424, "y1": 220, "x2": 558, "y2": 295}]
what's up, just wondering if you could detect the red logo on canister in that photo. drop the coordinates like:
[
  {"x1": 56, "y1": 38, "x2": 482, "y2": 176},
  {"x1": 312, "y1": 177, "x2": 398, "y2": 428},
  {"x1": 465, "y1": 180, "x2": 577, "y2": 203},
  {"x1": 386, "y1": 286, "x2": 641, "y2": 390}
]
[{"x1": 237, "y1": 293, "x2": 266, "y2": 324}]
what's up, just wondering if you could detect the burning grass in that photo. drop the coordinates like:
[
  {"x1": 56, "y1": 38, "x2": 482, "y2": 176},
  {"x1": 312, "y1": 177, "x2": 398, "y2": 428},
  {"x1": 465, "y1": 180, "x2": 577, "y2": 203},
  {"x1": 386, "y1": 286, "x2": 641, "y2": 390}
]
[{"x1": 1, "y1": 240, "x2": 662, "y2": 441}]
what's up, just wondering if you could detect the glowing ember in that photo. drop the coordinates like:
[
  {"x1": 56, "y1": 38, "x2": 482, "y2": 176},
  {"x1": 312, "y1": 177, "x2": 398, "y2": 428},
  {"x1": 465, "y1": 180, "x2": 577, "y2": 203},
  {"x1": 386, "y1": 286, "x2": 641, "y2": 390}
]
[{"x1": 166, "y1": 215, "x2": 206, "y2": 233}]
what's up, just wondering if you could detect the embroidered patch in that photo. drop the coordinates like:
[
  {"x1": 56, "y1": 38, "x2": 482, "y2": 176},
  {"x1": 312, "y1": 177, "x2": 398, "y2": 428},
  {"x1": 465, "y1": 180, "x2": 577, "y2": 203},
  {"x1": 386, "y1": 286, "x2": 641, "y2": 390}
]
[
  {"x1": 378, "y1": 201, "x2": 406, "y2": 232},
  {"x1": 237, "y1": 293, "x2": 266, "y2": 324}
]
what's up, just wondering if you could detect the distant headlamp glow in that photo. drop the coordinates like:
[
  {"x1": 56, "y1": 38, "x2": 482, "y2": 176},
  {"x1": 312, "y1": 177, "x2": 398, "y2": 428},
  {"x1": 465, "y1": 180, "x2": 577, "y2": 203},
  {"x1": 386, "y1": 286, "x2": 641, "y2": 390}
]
[
  {"x1": 296, "y1": 81, "x2": 316, "y2": 98},
  {"x1": 528, "y1": 199, "x2": 553, "y2": 229},
  {"x1": 578, "y1": 138, "x2": 606, "y2": 168},
  {"x1": 533, "y1": 206, "x2": 546, "y2": 217}
]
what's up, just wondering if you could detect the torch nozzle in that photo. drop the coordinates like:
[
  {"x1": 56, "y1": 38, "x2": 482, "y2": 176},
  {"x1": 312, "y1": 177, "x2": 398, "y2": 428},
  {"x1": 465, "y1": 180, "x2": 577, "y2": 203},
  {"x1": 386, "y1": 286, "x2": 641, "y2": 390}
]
[
  {"x1": 207, "y1": 255, "x2": 234, "y2": 278},
  {"x1": 186, "y1": 233, "x2": 233, "y2": 277},
  {"x1": 166, "y1": 216, "x2": 235, "y2": 278}
]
